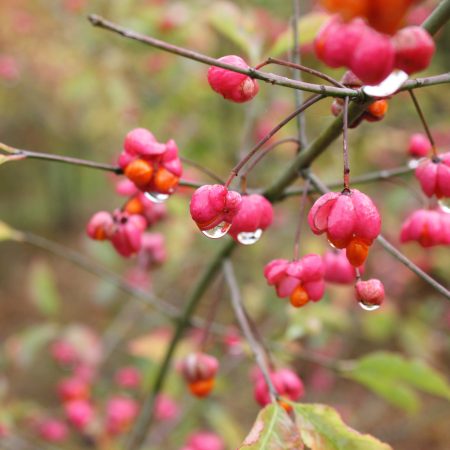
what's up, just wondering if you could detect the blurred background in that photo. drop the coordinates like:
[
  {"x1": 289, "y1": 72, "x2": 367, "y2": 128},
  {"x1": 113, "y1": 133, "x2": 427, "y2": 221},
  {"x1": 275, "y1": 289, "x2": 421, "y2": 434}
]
[{"x1": 0, "y1": 0, "x2": 449, "y2": 449}]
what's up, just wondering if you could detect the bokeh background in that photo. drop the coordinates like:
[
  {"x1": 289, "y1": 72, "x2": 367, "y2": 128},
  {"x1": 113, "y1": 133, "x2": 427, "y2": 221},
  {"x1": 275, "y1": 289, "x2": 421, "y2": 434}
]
[{"x1": 0, "y1": 0, "x2": 449, "y2": 449}]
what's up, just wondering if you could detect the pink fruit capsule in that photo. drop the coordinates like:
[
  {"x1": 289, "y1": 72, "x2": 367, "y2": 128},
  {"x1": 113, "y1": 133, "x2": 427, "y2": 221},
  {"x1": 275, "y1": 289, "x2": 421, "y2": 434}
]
[
  {"x1": 355, "y1": 279, "x2": 385, "y2": 311},
  {"x1": 189, "y1": 184, "x2": 242, "y2": 238},
  {"x1": 254, "y1": 368, "x2": 304, "y2": 407},
  {"x1": 392, "y1": 26, "x2": 435, "y2": 75},
  {"x1": 207, "y1": 55, "x2": 259, "y2": 103}
]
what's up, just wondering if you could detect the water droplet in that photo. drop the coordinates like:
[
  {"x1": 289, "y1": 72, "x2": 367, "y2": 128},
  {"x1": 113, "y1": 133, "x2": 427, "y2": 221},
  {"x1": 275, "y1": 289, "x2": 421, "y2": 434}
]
[
  {"x1": 327, "y1": 239, "x2": 338, "y2": 250},
  {"x1": 438, "y1": 198, "x2": 450, "y2": 214},
  {"x1": 144, "y1": 192, "x2": 169, "y2": 203},
  {"x1": 407, "y1": 158, "x2": 420, "y2": 169},
  {"x1": 362, "y1": 70, "x2": 408, "y2": 98},
  {"x1": 201, "y1": 221, "x2": 231, "y2": 239},
  {"x1": 237, "y1": 229, "x2": 263, "y2": 245},
  {"x1": 358, "y1": 301, "x2": 380, "y2": 311}
]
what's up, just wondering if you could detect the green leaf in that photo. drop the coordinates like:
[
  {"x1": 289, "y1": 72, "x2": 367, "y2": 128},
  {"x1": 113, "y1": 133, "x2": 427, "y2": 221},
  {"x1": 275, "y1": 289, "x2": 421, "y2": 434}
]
[
  {"x1": 343, "y1": 352, "x2": 450, "y2": 413},
  {"x1": 28, "y1": 260, "x2": 61, "y2": 317},
  {"x1": 294, "y1": 403, "x2": 392, "y2": 450},
  {"x1": 266, "y1": 13, "x2": 328, "y2": 58},
  {"x1": 239, "y1": 404, "x2": 303, "y2": 449}
]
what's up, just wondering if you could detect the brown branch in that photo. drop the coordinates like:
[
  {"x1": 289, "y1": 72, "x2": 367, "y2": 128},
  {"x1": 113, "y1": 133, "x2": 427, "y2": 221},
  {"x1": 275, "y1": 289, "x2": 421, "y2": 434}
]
[
  {"x1": 256, "y1": 57, "x2": 346, "y2": 89},
  {"x1": 0, "y1": 142, "x2": 122, "y2": 174},
  {"x1": 223, "y1": 260, "x2": 278, "y2": 402},
  {"x1": 88, "y1": 14, "x2": 361, "y2": 99},
  {"x1": 408, "y1": 90, "x2": 437, "y2": 156}
]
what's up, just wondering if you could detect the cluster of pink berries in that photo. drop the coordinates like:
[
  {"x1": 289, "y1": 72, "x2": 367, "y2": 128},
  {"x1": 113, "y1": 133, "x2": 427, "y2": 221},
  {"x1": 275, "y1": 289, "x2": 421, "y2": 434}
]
[
  {"x1": 262, "y1": 187, "x2": 385, "y2": 311},
  {"x1": 87, "y1": 128, "x2": 172, "y2": 271},
  {"x1": 315, "y1": 18, "x2": 435, "y2": 85},
  {"x1": 34, "y1": 330, "x2": 180, "y2": 444},
  {"x1": 189, "y1": 185, "x2": 273, "y2": 243},
  {"x1": 401, "y1": 136, "x2": 450, "y2": 248},
  {"x1": 264, "y1": 255, "x2": 325, "y2": 308}
]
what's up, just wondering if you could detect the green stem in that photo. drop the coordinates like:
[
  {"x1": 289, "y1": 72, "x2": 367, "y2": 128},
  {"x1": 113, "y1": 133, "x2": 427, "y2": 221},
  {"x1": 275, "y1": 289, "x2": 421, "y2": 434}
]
[
  {"x1": 422, "y1": 0, "x2": 450, "y2": 34},
  {"x1": 126, "y1": 239, "x2": 236, "y2": 450}
]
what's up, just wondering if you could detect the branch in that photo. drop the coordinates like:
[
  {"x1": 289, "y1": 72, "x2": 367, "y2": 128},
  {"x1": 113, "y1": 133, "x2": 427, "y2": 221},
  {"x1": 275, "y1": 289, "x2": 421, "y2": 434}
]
[
  {"x1": 282, "y1": 165, "x2": 413, "y2": 198},
  {"x1": 223, "y1": 259, "x2": 278, "y2": 402},
  {"x1": 305, "y1": 171, "x2": 450, "y2": 301},
  {"x1": 0, "y1": 142, "x2": 122, "y2": 174},
  {"x1": 88, "y1": 14, "x2": 361, "y2": 99},
  {"x1": 421, "y1": 0, "x2": 450, "y2": 35},
  {"x1": 125, "y1": 239, "x2": 236, "y2": 450}
]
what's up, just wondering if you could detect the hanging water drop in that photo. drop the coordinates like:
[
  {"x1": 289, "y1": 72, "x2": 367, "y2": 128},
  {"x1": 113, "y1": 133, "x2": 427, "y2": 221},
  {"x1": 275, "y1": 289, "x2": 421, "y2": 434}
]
[
  {"x1": 237, "y1": 229, "x2": 263, "y2": 245},
  {"x1": 438, "y1": 198, "x2": 450, "y2": 214},
  {"x1": 358, "y1": 300, "x2": 380, "y2": 311},
  {"x1": 407, "y1": 158, "x2": 420, "y2": 169},
  {"x1": 201, "y1": 221, "x2": 231, "y2": 239},
  {"x1": 144, "y1": 192, "x2": 169, "y2": 204},
  {"x1": 327, "y1": 239, "x2": 338, "y2": 250}
]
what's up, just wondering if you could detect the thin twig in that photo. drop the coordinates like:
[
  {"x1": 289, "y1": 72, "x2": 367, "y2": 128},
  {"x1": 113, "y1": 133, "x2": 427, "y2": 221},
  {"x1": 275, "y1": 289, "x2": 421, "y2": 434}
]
[
  {"x1": 87, "y1": 14, "x2": 450, "y2": 98},
  {"x1": 87, "y1": 14, "x2": 362, "y2": 99},
  {"x1": 260, "y1": 57, "x2": 345, "y2": 89},
  {"x1": 293, "y1": 178, "x2": 311, "y2": 261},
  {"x1": 282, "y1": 165, "x2": 414, "y2": 198},
  {"x1": 0, "y1": 142, "x2": 122, "y2": 174},
  {"x1": 180, "y1": 156, "x2": 225, "y2": 184},
  {"x1": 291, "y1": 0, "x2": 307, "y2": 151},
  {"x1": 408, "y1": 90, "x2": 437, "y2": 156},
  {"x1": 342, "y1": 96, "x2": 350, "y2": 190},
  {"x1": 376, "y1": 235, "x2": 450, "y2": 300},
  {"x1": 225, "y1": 94, "x2": 324, "y2": 187},
  {"x1": 240, "y1": 138, "x2": 300, "y2": 191},
  {"x1": 223, "y1": 260, "x2": 278, "y2": 402}
]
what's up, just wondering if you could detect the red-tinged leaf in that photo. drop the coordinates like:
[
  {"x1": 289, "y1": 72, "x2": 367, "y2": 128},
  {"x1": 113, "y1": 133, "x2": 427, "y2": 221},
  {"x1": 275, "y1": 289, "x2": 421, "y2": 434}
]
[
  {"x1": 239, "y1": 404, "x2": 303, "y2": 450},
  {"x1": 293, "y1": 403, "x2": 392, "y2": 450}
]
